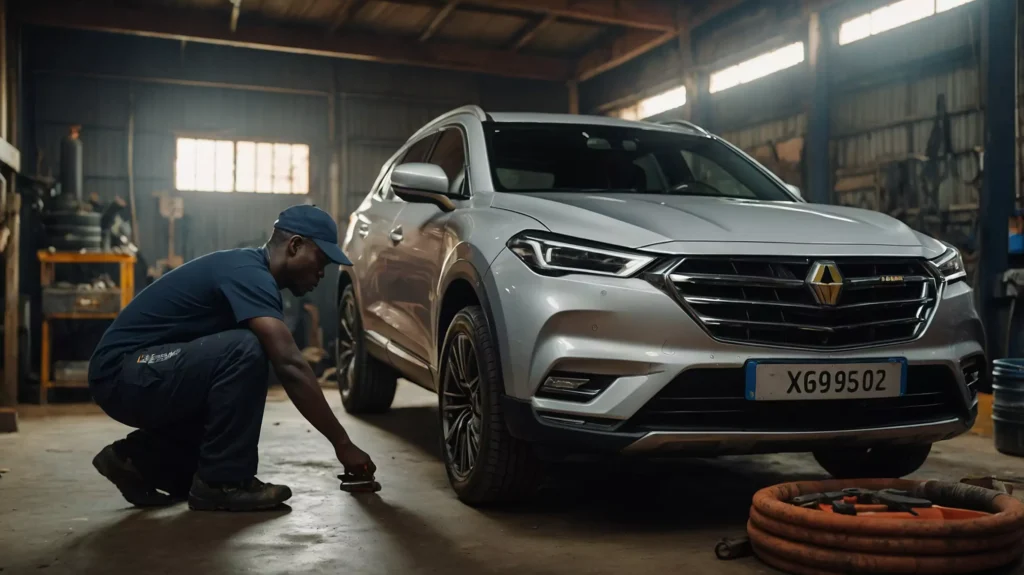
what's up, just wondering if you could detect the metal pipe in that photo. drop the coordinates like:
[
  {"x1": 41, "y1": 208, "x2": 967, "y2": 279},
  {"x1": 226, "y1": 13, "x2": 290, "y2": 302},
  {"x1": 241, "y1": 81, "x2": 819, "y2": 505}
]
[{"x1": 127, "y1": 83, "x2": 138, "y2": 246}]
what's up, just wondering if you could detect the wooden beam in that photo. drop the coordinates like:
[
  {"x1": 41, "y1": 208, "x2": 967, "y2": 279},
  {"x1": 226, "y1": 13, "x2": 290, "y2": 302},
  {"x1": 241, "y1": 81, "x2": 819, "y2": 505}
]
[
  {"x1": 576, "y1": 29, "x2": 675, "y2": 81},
  {"x1": 328, "y1": 0, "x2": 368, "y2": 33},
  {"x1": 229, "y1": 0, "x2": 241, "y2": 32},
  {"x1": 420, "y1": 1, "x2": 461, "y2": 43},
  {"x1": 507, "y1": 13, "x2": 556, "y2": 51},
  {"x1": 464, "y1": 0, "x2": 676, "y2": 31},
  {"x1": 575, "y1": 0, "x2": 746, "y2": 82},
  {"x1": 18, "y1": 0, "x2": 572, "y2": 81}
]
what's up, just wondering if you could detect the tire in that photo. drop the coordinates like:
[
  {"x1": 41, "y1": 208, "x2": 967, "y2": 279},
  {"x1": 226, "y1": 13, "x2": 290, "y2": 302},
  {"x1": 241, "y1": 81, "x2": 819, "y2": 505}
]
[
  {"x1": 438, "y1": 306, "x2": 543, "y2": 505},
  {"x1": 43, "y1": 211, "x2": 102, "y2": 227},
  {"x1": 813, "y1": 444, "x2": 933, "y2": 479},
  {"x1": 47, "y1": 235, "x2": 103, "y2": 251},
  {"x1": 335, "y1": 284, "x2": 398, "y2": 414}
]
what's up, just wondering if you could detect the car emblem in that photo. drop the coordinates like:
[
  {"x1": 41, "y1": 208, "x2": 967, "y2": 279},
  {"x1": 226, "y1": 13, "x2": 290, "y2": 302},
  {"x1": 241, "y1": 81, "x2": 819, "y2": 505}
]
[{"x1": 807, "y1": 261, "x2": 843, "y2": 306}]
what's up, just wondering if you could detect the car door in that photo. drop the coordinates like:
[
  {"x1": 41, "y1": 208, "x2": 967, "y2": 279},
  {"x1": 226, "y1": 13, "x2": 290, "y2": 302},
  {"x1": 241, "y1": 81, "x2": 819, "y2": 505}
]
[
  {"x1": 352, "y1": 133, "x2": 437, "y2": 347},
  {"x1": 384, "y1": 126, "x2": 468, "y2": 379}
]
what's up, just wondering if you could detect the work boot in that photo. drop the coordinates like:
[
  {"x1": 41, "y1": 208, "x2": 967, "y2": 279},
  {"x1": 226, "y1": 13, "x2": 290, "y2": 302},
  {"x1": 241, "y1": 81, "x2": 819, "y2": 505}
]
[
  {"x1": 187, "y1": 475, "x2": 292, "y2": 512},
  {"x1": 92, "y1": 444, "x2": 177, "y2": 507}
]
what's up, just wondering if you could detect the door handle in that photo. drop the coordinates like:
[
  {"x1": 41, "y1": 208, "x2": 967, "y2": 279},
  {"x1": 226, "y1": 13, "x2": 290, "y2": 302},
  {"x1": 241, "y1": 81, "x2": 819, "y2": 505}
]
[
  {"x1": 389, "y1": 226, "x2": 403, "y2": 243},
  {"x1": 357, "y1": 223, "x2": 370, "y2": 238}
]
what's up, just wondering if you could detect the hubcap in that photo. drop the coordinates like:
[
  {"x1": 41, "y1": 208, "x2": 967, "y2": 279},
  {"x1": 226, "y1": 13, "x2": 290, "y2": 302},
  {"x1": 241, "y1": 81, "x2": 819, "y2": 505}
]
[
  {"x1": 441, "y1": 333, "x2": 482, "y2": 482},
  {"x1": 336, "y1": 293, "x2": 358, "y2": 399}
]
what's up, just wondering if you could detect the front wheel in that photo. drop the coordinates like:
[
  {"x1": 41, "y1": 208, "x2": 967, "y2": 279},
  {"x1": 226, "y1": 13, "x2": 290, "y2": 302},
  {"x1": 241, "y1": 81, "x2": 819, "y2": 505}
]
[
  {"x1": 813, "y1": 444, "x2": 933, "y2": 479},
  {"x1": 336, "y1": 284, "x2": 398, "y2": 414},
  {"x1": 438, "y1": 306, "x2": 543, "y2": 505}
]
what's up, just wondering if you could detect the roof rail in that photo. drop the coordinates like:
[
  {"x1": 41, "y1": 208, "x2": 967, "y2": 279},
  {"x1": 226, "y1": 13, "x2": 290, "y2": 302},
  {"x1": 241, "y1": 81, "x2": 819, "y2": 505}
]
[
  {"x1": 409, "y1": 105, "x2": 488, "y2": 140},
  {"x1": 657, "y1": 119, "x2": 710, "y2": 136}
]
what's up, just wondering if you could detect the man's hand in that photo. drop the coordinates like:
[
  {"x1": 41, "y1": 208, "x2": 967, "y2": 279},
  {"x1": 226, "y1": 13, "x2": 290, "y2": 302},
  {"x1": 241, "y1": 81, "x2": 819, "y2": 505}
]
[{"x1": 336, "y1": 442, "x2": 376, "y2": 478}]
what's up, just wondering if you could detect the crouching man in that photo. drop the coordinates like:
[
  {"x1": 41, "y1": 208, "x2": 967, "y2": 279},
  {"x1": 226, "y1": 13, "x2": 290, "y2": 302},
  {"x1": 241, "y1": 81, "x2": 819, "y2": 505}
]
[{"x1": 87, "y1": 204, "x2": 374, "y2": 511}]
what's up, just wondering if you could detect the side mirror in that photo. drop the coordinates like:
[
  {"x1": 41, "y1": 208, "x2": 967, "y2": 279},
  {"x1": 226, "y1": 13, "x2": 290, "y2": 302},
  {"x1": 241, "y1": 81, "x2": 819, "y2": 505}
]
[
  {"x1": 786, "y1": 184, "x2": 803, "y2": 200},
  {"x1": 391, "y1": 163, "x2": 455, "y2": 211}
]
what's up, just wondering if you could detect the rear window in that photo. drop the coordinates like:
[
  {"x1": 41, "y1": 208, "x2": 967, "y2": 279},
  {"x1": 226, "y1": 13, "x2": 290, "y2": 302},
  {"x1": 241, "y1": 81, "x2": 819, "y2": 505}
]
[{"x1": 483, "y1": 123, "x2": 794, "y2": 202}]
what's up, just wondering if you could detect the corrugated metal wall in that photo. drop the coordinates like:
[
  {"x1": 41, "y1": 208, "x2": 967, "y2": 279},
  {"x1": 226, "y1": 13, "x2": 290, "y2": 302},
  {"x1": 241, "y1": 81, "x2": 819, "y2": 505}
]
[
  {"x1": 827, "y1": 1, "x2": 984, "y2": 264},
  {"x1": 579, "y1": 0, "x2": 992, "y2": 239},
  {"x1": 22, "y1": 26, "x2": 566, "y2": 370}
]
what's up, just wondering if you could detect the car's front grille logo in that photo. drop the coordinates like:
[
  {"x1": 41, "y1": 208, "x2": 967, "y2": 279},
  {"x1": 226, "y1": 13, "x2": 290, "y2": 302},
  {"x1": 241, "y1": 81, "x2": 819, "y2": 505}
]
[{"x1": 806, "y1": 261, "x2": 843, "y2": 306}]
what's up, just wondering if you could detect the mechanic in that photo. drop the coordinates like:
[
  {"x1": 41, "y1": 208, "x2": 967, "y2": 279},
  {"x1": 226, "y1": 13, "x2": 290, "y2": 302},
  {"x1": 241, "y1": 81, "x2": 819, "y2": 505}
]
[{"x1": 87, "y1": 204, "x2": 375, "y2": 512}]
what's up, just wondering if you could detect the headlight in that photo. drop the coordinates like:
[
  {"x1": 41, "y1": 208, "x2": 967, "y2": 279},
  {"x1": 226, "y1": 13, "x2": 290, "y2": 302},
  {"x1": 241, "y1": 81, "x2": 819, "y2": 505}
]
[
  {"x1": 507, "y1": 232, "x2": 655, "y2": 278},
  {"x1": 930, "y1": 246, "x2": 966, "y2": 282}
]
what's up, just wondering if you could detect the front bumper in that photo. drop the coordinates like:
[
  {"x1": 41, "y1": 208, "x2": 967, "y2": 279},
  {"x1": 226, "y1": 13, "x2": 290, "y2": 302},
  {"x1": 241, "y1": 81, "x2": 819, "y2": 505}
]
[{"x1": 484, "y1": 247, "x2": 984, "y2": 455}]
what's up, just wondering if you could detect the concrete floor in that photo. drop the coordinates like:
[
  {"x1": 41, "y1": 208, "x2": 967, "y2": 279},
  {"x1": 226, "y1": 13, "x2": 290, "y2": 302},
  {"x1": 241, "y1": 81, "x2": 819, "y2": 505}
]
[{"x1": 3, "y1": 382, "x2": 1024, "y2": 575}]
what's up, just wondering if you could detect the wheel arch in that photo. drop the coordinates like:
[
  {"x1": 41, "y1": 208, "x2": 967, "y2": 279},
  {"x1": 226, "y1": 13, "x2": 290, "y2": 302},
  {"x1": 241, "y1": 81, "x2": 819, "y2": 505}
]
[{"x1": 434, "y1": 258, "x2": 503, "y2": 386}]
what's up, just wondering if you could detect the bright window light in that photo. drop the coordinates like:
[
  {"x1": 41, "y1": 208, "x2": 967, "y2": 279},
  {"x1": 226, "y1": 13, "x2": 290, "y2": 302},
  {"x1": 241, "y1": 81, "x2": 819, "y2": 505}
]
[
  {"x1": 839, "y1": 0, "x2": 973, "y2": 46},
  {"x1": 709, "y1": 42, "x2": 805, "y2": 94},
  {"x1": 174, "y1": 137, "x2": 310, "y2": 194},
  {"x1": 614, "y1": 85, "x2": 687, "y2": 121},
  {"x1": 936, "y1": 0, "x2": 975, "y2": 12}
]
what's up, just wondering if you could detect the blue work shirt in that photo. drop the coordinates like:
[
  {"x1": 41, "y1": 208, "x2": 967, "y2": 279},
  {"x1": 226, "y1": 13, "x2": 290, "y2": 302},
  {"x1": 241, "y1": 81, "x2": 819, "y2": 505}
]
[{"x1": 88, "y1": 247, "x2": 284, "y2": 386}]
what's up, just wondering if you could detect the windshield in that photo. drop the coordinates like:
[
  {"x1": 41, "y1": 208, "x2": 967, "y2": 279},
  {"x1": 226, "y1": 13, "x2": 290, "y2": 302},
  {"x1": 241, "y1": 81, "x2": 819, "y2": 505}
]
[{"x1": 483, "y1": 123, "x2": 794, "y2": 201}]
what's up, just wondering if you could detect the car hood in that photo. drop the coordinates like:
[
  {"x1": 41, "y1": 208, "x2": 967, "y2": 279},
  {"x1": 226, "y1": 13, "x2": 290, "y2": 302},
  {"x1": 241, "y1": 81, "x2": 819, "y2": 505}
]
[{"x1": 491, "y1": 192, "x2": 946, "y2": 257}]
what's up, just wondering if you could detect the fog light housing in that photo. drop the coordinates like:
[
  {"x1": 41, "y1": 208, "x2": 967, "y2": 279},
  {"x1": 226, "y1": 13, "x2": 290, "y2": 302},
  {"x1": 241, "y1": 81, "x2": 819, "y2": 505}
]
[{"x1": 537, "y1": 372, "x2": 614, "y2": 401}]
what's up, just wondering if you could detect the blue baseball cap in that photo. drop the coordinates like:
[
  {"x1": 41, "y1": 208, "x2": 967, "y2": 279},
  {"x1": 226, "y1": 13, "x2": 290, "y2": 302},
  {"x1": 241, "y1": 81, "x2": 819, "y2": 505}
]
[{"x1": 273, "y1": 204, "x2": 352, "y2": 266}]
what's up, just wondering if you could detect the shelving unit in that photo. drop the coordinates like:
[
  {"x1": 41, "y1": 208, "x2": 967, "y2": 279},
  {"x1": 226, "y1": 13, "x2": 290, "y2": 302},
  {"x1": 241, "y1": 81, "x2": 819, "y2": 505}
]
[{"x1": 37, "y1": 250, "x2": 136, "y2": 404}]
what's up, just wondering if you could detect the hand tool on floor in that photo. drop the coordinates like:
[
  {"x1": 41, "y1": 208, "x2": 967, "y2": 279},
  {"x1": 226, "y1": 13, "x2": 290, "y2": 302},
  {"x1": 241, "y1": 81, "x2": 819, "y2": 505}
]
[
  {"x1": 714, "y1": 536, "x2": 753, "y2": 560},
  {"x1": 338, "y1": 472, "x2": 381, "y2": 494}
]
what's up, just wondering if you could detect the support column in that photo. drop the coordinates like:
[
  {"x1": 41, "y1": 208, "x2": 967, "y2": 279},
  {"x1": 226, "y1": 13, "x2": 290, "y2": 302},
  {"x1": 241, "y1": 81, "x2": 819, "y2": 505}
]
[
  {"x1": 678, "y1": 15, "x2": 698, "y2": 123},
  {"x1": 806, "y1": 10, "x2": 830, "y2": 204},
  {"x1": 567, "y1": 80, "x2": 579, "y2": 114},
  {"x1": 980, "y1": 0, "x2": 1018, "y2": 360}
]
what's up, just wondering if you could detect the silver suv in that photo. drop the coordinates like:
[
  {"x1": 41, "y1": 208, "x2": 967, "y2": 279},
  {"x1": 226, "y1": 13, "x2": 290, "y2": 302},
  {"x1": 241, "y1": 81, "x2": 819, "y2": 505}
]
[{"x1": 336, "y1": 105, "x2": 984, "y2": 505}]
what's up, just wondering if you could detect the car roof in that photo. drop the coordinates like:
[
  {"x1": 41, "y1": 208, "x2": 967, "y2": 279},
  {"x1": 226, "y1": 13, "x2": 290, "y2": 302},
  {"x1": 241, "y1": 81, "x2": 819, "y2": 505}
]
[{"x1": 486, "y1": 112, "x2": 710, "y2": 137}]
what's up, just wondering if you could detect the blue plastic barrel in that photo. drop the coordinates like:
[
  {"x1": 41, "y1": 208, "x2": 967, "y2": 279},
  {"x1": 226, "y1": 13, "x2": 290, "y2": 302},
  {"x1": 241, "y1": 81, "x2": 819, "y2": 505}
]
[{"x1": 992, "y1": 359, "x2": 1024, "y2": 456}]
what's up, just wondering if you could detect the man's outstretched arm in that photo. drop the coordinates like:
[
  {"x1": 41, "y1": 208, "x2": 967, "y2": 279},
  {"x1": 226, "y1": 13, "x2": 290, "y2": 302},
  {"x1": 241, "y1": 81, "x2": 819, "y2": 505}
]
[{"x1": 247, "y1": 316, "x2": 376, "y2": 477}]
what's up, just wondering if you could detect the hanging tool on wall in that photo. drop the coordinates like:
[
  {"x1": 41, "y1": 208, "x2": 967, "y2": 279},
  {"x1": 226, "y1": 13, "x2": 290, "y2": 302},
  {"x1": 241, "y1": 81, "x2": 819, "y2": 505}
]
[{"x1": 147, "y1": 191, "x2": 184, "y2": 279}]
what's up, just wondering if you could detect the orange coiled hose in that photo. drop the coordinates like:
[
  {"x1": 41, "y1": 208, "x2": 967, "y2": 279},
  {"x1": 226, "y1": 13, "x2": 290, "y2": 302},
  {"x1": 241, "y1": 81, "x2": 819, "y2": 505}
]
[{"x1": 747, "y1": 478, "x2": 1024, "y2": 574}]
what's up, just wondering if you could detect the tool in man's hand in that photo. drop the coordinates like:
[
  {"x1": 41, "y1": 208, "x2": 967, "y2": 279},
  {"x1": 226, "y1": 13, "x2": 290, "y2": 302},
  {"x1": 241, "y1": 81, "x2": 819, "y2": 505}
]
[{"x1": 338, "y1": 467, "x2": 381, "y2": 493}]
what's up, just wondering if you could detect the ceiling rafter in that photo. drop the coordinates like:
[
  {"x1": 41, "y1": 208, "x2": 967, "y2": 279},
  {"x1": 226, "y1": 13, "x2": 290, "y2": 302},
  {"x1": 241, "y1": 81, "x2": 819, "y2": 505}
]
[
  {"x1": 507, "y1": 13, "x2": 556, "y2": 51},
  {"x1": 17, "y1": 0, "x2": 573, "y2": 81},
  {"x1": 419, "y1": 1, "x2": 462, "y2": 43},
  {"x1": 462, "y1": 0, "x2": 676, "y2": 31},
  {"x1": 328, "y1": 0, "x2": 369, "y2": 33},
  {"x1": 576, "y1": 0, "x2": 748, "y2": 82}
]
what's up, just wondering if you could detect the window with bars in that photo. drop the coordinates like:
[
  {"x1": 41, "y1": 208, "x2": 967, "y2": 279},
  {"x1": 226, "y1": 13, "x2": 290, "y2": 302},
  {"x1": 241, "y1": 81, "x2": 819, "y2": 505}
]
[{"x1": 174, "y1": 137, "x2": 310, "y2": 194}]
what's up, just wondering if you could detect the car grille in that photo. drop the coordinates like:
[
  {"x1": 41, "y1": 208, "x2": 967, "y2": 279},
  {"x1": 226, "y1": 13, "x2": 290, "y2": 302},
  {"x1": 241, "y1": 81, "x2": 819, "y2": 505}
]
[
  {"x1": 664, "y1": 256, "x2": 938, "y2": 349},
  {"x1": 626, "y1": 366, "x2": 964, "y2": 432}
]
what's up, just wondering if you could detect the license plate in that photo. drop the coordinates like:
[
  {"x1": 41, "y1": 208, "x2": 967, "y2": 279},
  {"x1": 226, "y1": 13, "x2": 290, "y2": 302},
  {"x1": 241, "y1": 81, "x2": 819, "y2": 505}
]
[{"x1": 744, "y1": 359, "x2": 906, "y2": 401}]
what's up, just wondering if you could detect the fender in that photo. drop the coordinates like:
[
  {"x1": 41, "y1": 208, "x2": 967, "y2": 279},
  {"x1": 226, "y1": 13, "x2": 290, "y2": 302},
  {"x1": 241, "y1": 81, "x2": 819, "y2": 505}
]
[{"x1": 432, "y1": 247, "x2": 506, "y2": 390}]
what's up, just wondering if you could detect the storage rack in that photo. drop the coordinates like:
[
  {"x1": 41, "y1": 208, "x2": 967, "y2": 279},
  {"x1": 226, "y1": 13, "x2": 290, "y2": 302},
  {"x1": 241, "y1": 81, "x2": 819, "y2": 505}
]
[{"x1": 37, "y1": 250, "x2": 136, "y2": 404}]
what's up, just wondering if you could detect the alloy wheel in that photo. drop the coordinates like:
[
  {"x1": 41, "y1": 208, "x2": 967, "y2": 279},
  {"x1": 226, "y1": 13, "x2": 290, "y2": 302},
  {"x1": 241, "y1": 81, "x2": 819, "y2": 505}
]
[
  {"x1": 441, "y1": 333, "x2": 482, "y2": 482},
  {"x1": 336, "y1": 291, "x2": 358, "y2": 400}
]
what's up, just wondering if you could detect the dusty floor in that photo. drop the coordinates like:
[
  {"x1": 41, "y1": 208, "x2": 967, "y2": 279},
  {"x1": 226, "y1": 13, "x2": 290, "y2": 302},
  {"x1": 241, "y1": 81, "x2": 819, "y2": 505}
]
[{"x1": 3, "y1": 382, "x2": 1024, "y2": 575}]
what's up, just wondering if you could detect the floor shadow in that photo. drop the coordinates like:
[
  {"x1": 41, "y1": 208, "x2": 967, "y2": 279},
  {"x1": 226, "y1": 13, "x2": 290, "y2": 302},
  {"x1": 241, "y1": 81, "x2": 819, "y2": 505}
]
[
  {"x1": 356, "y1": 404, "x2": 827, "y2": 535},
  {"x1": 357, "y1": 405, "x2": 442, "y2": 461},
  {"x1": 499, "y1": 456, "x2": 829, "y2": 532},
  {"x1": 51, "y1": 504, "x2": 292, "y2": 575},
  {"x1": 348, "y1": 495, "x2": 566, "y2": 575}
]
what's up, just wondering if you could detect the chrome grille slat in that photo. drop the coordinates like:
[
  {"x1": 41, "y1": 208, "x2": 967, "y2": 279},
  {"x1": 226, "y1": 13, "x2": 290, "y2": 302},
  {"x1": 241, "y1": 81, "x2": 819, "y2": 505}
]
[
  {"x1": 683, "y1": 295, "x2": 934, "y2": 310},
  {"x1": 669, "y1": 273, "x2": 804, "y2": 288},
  {"x1": 699, "y1": 316, "x2": 926, "y2": 333},
  {"x1": 666, "y1": 256, "x2": 939, "y2": 349}
]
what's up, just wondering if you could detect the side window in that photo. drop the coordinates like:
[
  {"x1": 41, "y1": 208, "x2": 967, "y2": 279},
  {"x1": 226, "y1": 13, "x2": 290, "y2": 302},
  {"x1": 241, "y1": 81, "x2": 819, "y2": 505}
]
[
  {"x1": 377, "y1": 134, "x2": 437, "y2": 199},
  {"x1": 428, "y1": 128, "x2": 467, "y2": 196},
  {"x1": 402, "y1": 134, "x2": 437, "y2": 164}
]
